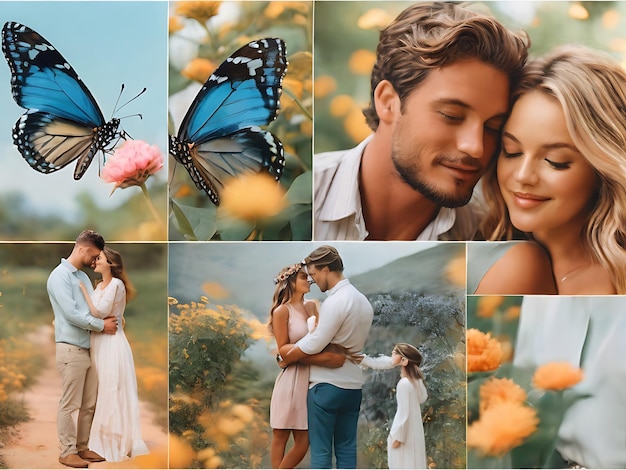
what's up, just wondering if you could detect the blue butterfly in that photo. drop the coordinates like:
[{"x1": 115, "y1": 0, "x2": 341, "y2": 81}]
[
  {"x1": 169, "y1": 37, "x2": 288, "y2": 205},
  {"x1": 2, "y1": 21, "x2": 124, "y2": 179}
]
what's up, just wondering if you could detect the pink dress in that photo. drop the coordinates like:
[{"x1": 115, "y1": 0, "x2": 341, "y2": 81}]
[{"x1": 269, "y1": 302, "x2": 311, "y2": 430}]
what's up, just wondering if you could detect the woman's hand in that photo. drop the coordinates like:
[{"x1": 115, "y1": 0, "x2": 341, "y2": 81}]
[
  {"x1": 79, "y1": 281, "x2": 88, "y2": 296},
  {"x1": 391, "y1": 440, "x2": 402, "y2": 449}
]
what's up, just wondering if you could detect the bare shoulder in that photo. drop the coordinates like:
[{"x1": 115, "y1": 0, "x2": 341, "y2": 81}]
[
  {"x1": 272, "y1": 303, "x2": 290, "y2": 321},
  {"x1": 476, "y1": 242, "x2": 557, "y2": 295}
]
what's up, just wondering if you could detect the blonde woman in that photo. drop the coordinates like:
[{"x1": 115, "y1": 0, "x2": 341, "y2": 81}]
[
  {"x1": 268, "y1": 263, "x2": 346, "y2": 469},
  {"x1": 473, "y1": 45, "x2": 626, "y2": 295}
]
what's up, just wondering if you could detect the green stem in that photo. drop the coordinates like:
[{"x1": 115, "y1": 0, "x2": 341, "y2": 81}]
[
  {"x1": 140, "y1": 183, "x2": 163, "y2": 226},
  {"x1": 283, "y1": 87, "x2": 313, "y2": 121}
]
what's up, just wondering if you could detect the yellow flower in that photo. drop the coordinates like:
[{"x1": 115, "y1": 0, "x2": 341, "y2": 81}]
[
  {"x1": 181, "y1": 57, "x2": 215, "y2": 84},
  {"x1": 168, "y1": 434, "x2": 195, "y2": 469},
  {"x1": 357, "y1": 8, "x2": 394, "y2": 30},
  {"x1": 344, "y1": 107, "x2": 372, "y2": 144},
  {"x1": 201, "y1": 282, "x2": 229, "y2": 300},
  {"x1": 479, "y1": 377, "x2": 527, "y2": 414},
  {"x1": 532, "y1": 362, "x2": 584, "y2": 391},
  {"x1": 314, "y1": 75, "x2": 337, "y2": 98},
  {"x1": 220, "y1": 173, "x2": 287, "y2": 222},
  {"x1": 467, "y1": 328, "x2": 503, "y2": 372},
  {"x1": 467, "y1": 402, "x2": 539, "y2": 457},
  {"x1": 169, "y1": 16, "x2": 184, "y2": 34},
  {"x1": 445, "y1": 252, "x2": 466, "y2": 287},
  {"x1": 175, "y1": 1, "x2": 222, "y2": 24},
  {"x1": 329, "y1": 95, "x2": 355, "y2": 118},
  {"x1": 348, "y1": 49, "x2": 377, "y2": 75}
]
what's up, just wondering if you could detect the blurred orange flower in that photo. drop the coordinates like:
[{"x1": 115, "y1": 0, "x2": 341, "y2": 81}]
[
  {"x1": 175, "y1": 1, "x2": 222, "y2": 24},
  {"x1": 467, "y1": 402, "x2": 539, "y2": 457},
  {"x1": 168, "y1": 433, "x2": 195, "y2": 469},
  {"x1": 329, "y1": 95, "x2": 355, "y2": 117},
  {"x1": 314, "y1": 75, "x2": 337, "y2": 98},
  {"x1": 467, "y1": 328, "x2": 503, "y2": 372},
  {"x1": 348, "y1": 49, "x2": 376, "y2": 75},
  {"x1": 357, "y1": 8, "x2": 394, "y2": 30},
  {"x1": 532, "y1": 362, "x2": 584, "y2": 391},
  {"x1": 479, "y1": 377, "x2": 527, "y2": 414},
  {"x1": 220, "y1": 173, "x2": 287, "y2": 222},
  {"x1": 476, "y1": 296, "x2": 504, "y2": 318},
  {"x1": 181, "y1": 57, "x2": 215, "y2": 84}
]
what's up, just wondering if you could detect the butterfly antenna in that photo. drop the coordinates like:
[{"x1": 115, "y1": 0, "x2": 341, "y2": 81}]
[{"x1": 112, "y1": 84, "x2": 147, "y2": 116}]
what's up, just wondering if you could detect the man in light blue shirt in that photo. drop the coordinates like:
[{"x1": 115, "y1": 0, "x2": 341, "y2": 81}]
[
  {"x1": 283, "y1": 245, "x2": 373, "y2": 468},
  {"x1": 47, "y1": 230, "x2": 117, "y2": 468}
]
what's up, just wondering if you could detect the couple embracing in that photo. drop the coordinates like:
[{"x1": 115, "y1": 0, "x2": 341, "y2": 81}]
[
  {"x1": 47, "y1": 230, "x2": 147, "y2": 468},
  {"x1": 268, "y1": 246, "x2": 428, "y2": 469}
]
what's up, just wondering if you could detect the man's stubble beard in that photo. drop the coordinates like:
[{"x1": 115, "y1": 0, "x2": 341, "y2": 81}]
[{"x1": 391, "y1": 144, "x2": 477, "y2": 208}]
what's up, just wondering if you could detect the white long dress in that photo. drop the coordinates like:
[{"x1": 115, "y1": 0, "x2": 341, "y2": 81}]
[
  {"x1": 360, "y1": 356, "x2": 428, "y2": 469},
  {"x1": 388, "y1": 377, "x2": 428, "y2": 469},
  {"x1": 88, "y1": 278, "x2": 149, "y2": 462}
]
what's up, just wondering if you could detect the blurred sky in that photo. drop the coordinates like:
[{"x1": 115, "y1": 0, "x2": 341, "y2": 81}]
[
  {"x1": 0, "y1": 2, "x2": 168, "y2": 222},
  {"x1": 169, "y1": 241, "x2": 438, "y2": 319}
]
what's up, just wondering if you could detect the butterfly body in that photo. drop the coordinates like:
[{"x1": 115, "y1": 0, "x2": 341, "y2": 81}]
[
  {"x1": 2, "y1": 21, "x2": 122, "y2": 179},
  {"x1": 170, "y1": 37, "x2": 287, "y2": 205}
]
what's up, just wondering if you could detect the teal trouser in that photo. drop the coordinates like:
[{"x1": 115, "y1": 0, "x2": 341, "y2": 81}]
[{"x1": 307, "y1": 383, "x2": 362, "y2": 469}]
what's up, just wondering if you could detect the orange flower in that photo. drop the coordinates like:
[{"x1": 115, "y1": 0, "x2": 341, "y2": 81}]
[
  {"x1": 181, "y1": 58, "x2": 215, "y2": 84},
  {"x1": 220, "y1": 173, "x2": 287, "y2": 222},
  {"x1": 467, "y1": 328, "x2": 503, "y2": 372},
  {"x1": 532, "y1": 362, "x2": 584, "y2": 391},
  {"x1": 479, "y1": 377, "x2": 527, "y2": 414},
  {"x1": 467, "y1": 402, "x2": 539, "y2": 457},
  {"x1": 348, "y1": 49, "x2": 376, "y2": 75},
  {"x1": 175, "y1": 1, "x2": 222, "y2": 24},
  {"x1": 476, "y1": 296, "x2": 505, "y2": 318}
]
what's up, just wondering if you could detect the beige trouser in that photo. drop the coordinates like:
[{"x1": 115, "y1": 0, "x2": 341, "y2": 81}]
[{"x1": 55, "y1": 343, "x2": 98, "y2": 458}]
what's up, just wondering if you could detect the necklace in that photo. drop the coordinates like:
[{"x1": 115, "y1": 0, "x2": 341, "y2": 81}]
[{"x1": 559, "y1": 263, "x2": 589, "y2": 282}]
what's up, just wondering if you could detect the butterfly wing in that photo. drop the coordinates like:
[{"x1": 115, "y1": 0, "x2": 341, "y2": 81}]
[
  {"x1": 2, "y1": 21, "x2": 118, "y2": 179},
  {"x1": 171, "y1": 38, "x2": 287, "y2": 204}
]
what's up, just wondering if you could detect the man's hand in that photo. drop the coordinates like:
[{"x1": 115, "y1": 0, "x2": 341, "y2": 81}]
[{"x1": 103, "y1": 316, "x2": 118, "y2": 334}]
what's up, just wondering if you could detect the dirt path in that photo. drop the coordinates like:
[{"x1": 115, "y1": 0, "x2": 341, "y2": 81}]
[{"x1": 1, "y1": 326, "x2": 168, "y2": 469}]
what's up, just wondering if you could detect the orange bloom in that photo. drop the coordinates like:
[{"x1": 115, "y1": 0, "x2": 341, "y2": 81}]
[
  {"x1": 467, "y1": 328, "x2": 503, "y2": 372},
  {"x1": 220, "y1": 173, "x2": 287, "y2": 222},
  {"x1": 181, "y1": 58, "x2": 215, "y2": 84},
  {"x1": 532, "y1": 362, "x2": 584, "y2": 391},
  {"x1": 479, "y1": 377, "x2": 527, "y2": 414},
  {"x1": 467, "y1": 402, "x2": 539, "y2": 457},
  {"x1": 175, "y1": 1, "x2": 222, "y2": 24},
  {"x1": 476, "y1": 296, "x2": 505, "y2": 318}
]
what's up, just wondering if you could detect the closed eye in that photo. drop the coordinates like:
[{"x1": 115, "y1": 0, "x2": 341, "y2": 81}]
[{"x1": 545, "y1": 158, "x2": 571, "y2": 170}]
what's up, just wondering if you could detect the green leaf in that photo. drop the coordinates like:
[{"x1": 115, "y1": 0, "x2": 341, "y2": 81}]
[
  {"x1": 217, "y1": 217, "x2": 255, "y2": 241},
  {"x1": 290, "y1": 205, "x2": 312, "y2": 240},
  {"x1": 170, "y1": 200, "x2": 218, "y2": 240},
  {"x1": 286, "y1": 171, "x2": 312, "y2": 204}
]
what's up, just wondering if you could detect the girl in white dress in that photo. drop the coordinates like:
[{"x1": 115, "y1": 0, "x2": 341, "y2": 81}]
[
  {"x1": 79, "y1": 247, "x2": 149, "y2": 462},
  {"x1": 360, "y1": 343, "x2": 428, "y2": 469}
]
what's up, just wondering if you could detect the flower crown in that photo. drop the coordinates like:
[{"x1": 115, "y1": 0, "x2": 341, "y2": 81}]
[{"x1": 273, "y1": 262, "x2": 304, "y2": 285}]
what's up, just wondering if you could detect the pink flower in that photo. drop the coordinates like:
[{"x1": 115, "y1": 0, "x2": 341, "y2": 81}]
[{"x1": 101, "y1": 139, "x2": 164, "y2": 189}]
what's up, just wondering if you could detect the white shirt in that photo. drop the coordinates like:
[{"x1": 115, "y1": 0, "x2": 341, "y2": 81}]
[
  {"x1": 313, "y1": 136, "x2": 484, "y2": 240},
  {"x1": 297, "y1": 279, "x2": 373, "y2": 389}
]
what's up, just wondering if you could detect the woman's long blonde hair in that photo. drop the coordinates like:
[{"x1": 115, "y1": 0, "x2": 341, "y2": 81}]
[{"x1": 481, "y1": 45, "x2": 626, "y2": 294}]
